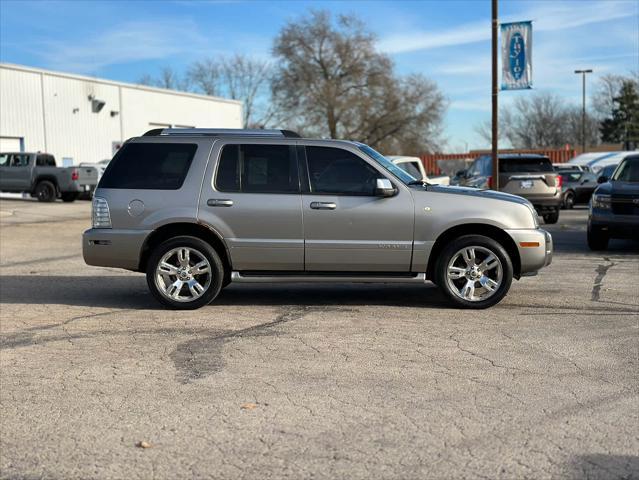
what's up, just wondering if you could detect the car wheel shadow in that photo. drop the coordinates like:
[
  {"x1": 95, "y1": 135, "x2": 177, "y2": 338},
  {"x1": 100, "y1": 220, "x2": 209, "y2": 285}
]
[{"x1": 0, "y1": 275, "x2": 451, "y2": 309}]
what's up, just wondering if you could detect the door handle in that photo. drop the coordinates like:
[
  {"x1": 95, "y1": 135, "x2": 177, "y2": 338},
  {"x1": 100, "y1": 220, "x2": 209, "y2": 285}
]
[
  {"x1": 207, "y1": 199, "x2": 234, "y2": 207},
  {"x1": 310, "y1": 201, "x2": 336, "y2": 210}
]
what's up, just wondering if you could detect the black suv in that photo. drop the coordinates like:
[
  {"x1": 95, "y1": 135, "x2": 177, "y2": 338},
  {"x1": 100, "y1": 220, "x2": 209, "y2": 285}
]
[{"x1": 588, "y1": 154, "x2": 639, "y2": 250}]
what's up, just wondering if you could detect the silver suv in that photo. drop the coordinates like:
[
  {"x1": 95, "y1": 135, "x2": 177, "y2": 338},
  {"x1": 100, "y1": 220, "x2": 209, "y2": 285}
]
[{"x1": 83, "y1": 129, "x2": 552, "y2": 309}]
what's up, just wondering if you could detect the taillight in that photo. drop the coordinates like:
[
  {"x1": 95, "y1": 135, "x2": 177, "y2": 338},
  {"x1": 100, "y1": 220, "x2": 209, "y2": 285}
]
[
  {"x1": 92, "y1": 197, "x2": 112, "y2": 229},
  {"x1": 487, "y1": 175, "x2": 493, "y2": 189},
  {"x1": 71, "y1": 168, "x2": 79, "y2": 181},
  {"x1": 556, "y1": 175, "x2": 562, "y2": 188}
]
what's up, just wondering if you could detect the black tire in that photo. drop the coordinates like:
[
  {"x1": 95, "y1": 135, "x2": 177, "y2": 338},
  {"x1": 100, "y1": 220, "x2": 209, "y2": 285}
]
[
  {"x1": 587, "y1": 225, "x2": 609, "y2": 251},
  {"x1": 543, "y1": 210, "x2": 560, "y2": 224},
  {"x1": 435, "y1": 234, "x2": 513, "y2": 309},
  {"x1": 564, "y1": 191, "x2": 575, "y2": 209},
  {"x1": 61, "y1": 192, "x2": 78, "y2": 202},
  {"x1": 34, "y1": 181, "x2": 56, "y2": 202},
  {"x1": 146, "y1": 236, "x2": 224, "y2": 310}
]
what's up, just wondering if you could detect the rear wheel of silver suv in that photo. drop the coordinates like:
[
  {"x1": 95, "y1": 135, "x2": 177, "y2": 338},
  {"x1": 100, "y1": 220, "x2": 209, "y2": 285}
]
[
  {"x1": 435, "y1": 235, "x2": 513, "y2": 309},
  {"x1": 146, "y1": 236, "x2": 224, "y2": 309}
]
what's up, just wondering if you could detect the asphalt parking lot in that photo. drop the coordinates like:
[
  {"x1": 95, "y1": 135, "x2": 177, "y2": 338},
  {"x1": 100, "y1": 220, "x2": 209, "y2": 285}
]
[{"x1": 1, "y1": 198, "x2": 637, "y2": 480}]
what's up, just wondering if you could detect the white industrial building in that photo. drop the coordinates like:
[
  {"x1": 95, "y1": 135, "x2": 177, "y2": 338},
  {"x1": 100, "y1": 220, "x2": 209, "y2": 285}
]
[{"x1": 0, "y1": 63, "x2": 243, "y2": 165}]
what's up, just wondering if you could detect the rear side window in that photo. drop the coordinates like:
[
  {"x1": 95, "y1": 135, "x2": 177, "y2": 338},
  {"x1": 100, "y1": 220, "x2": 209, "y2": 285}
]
[
  {"x1": 500, "y1": 157, "x2": 553, "y2": 173},
  {"x1": 36, "y1": 155, "x2": 55, "y2": 166},
  {"x1": 99, "y1": 143, "x2": 197, "y2": 189},
  {"x1": 215, "y1": 144, "x2": 299, "y2": 193}
]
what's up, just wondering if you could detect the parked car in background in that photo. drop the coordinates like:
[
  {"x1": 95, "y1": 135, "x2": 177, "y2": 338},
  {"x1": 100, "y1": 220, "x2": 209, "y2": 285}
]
[
  {"x1": 589, "y1": 151, "x2": 638, "y2": 173},
  {"x1": 95, "y1": 159, "x2": 111, "y2": 180},
  {"x1": 387, "y1": 156, "x2": 450, "y2": 185},
  {"x1": 84, "y1": 128, "x2": 552, "y2": 310},
  {"x1": 553, "y1": 163, "x2": 591, "y2": 173},
  {"x1": 568, "y1": 151, "x2": 618, "y2": 170},
  {"x1": 557, "y1": 170, "x2": 598, "y2": 208},
  {"x1": 78, "y1": 163, "x2": 99, "y2": 199},
  {"x1": 588, "y1": 154, "x2": 639, "y2": 249},
  {"x1": 459, "y1": 154, "x2": 562, "y2": 224},
  {"x1": 0, "y1": 152, "x2": 80, "y2": 202}
]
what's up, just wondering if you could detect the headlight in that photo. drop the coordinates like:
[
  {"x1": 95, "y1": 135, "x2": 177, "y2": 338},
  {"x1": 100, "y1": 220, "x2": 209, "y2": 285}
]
[
  {"x1": 92, "y1": 197, "x2": 112, "y2": 228},
  {"x1": 591, "y1": 193, "x2": 611, "y2": 210},
  {"x1": 524, "y1": 202, "x2": 539, "y2": 228}
]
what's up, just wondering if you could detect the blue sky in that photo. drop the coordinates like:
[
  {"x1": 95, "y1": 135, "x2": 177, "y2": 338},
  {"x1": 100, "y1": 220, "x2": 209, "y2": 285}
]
[{"x1": 1, "y1": 0, "x2": 637, "y2": 150}]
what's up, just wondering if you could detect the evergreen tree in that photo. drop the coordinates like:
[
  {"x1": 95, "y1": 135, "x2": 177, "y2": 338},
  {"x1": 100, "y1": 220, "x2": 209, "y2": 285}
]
[{"x1": 600, "y1": 80, "x2": 639, "y2": 150}]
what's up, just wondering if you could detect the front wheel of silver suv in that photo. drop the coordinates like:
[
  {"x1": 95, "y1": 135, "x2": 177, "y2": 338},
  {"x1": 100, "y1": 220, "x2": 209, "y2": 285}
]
[
  {"x1": 435, "y1": 235, "x2": 513, "y2": 309},
  {"x1": 146, "y1": 236, "x2": 224, "y2": 309}
]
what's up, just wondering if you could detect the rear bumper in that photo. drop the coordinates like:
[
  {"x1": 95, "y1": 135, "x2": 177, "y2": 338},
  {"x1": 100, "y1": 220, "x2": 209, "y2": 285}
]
[
  {"x1": 506, "y1": 228, "x2": 553, "y2": 275},
  {"x1": 83, "y1": 228, "x2": 150, "y2": 271}
]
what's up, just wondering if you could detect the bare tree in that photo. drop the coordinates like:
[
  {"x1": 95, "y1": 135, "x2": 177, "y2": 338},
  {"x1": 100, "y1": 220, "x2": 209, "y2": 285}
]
[
  {"x1": 187, "y1": 55, "x2": 274, "y2": 127},
  {"x1": 188, "y1": 58, "x2": 220, "y2": 96},
  {"x1": 591, "y1": 73, "x2": 638, "y2": 121},
  {"x1": 219, "y1": 55, "x2": 274, "y2": 128},
  {"x1": 137, "y1": 67, "x2": 190, "y2": 91},
  {"x1": 564, "y1": 105, "x2": 600, "y2": 148},
  {"x1": 475, "y1": 92, "x2": 599, "y2": 149},
  {"x1": 271, "y1": 10, "x2": 445, "y2": 153}
]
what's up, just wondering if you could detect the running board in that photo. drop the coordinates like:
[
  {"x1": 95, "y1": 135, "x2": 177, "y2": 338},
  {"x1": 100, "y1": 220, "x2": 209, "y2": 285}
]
[{"x1": 231, "y1": 272, "x2": 427, "y2": 284}]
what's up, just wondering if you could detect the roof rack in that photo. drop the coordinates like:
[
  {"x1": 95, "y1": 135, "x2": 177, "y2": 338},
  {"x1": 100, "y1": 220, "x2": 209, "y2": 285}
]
[{"x1": 142, "y1": 128, "x2": 301, "y2": 138}]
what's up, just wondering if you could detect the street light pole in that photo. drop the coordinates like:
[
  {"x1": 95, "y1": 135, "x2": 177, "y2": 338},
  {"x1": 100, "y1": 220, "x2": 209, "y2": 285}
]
[
  {"x1": 491, "y1": 0, "x2": 499, "y2": 190},
  {"x1": 574, "y1": 69, "x2": 593, "y2": 154}
]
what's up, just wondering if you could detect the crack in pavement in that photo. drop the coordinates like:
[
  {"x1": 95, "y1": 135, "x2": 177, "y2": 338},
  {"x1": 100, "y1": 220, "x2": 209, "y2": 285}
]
[
  {"x1": 1, "y1": 253, "x2": 80, "y2": 268},
  {"x1": 591, "y1": 257, "x2": 616, "y2": 302},
  {"x1": 170, "y1": 305, "x2": 349, "y2": 383},
  {"x1": 0, "y1": 309, "x2": 131, "y2": 349}
]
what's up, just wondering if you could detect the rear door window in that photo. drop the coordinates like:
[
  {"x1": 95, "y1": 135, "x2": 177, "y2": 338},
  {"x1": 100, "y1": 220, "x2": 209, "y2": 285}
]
[
  {"x1": 215, "y1": 144, "x2": 299, "y2": 194},
  {"x1": 99, "y1": 143, "x2": 197, "y2": 189},
  {"x1": 500, "y1": 157, "x2": 553, "y2": 173}
]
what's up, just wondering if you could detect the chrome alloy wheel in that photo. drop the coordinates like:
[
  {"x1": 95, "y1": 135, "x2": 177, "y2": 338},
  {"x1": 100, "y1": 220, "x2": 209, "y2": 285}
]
[
  {"x1": 446, "y1": 246, "x2": 503, "y2": 302},
  {"x1": 155, "y1": 247, "x2": 212, "y2": 303}
]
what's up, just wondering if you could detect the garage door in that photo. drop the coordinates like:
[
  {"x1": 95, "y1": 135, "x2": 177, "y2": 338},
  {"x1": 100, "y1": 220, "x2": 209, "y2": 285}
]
[{"x1": 0, "y1": 137, "x2": 22, "y2": 152}]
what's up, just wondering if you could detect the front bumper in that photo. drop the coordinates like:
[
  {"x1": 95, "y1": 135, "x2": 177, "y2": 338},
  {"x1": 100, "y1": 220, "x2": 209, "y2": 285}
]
[
  {"x1": 589, "y1": 209, "x2": 639, "y2": 240},
  {"x1": 83, "y1": 228, "x2": 150, "y2": 271},
  {"x1": 505, "y1": 228, "x2": 553, "y2": 275}
]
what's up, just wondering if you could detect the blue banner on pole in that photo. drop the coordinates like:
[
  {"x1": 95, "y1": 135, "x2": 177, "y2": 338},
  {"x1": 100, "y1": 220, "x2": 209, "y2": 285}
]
[{"x1": 501, "y1": 21, "x2": 532, "y2": 90}]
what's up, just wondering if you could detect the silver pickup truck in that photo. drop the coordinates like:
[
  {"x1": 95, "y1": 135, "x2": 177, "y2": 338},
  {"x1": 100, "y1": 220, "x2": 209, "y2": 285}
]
[
  {"x1": 0, "y1": 152, "x2": 81, "y2": 202},
  {"x1": 83, "y1": 128, "x2": 552, "y2": 310}
]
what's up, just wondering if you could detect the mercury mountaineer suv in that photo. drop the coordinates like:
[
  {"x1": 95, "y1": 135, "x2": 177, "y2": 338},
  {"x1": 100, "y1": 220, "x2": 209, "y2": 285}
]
[{"x1": 83, "y1": 128, "x2": 553, "y2": 309}]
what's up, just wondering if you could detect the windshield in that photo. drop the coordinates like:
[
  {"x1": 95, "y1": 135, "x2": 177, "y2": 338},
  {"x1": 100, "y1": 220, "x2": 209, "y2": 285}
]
[
  {"x1": 611, "y1": 157, "x2": 639, "y2": 182},
  {"x1": 397, "y1": 161, "x2": 423, "y2": 179},
  {"x1": 500, "y1": 157, "x2": 554, "y2": 173},
  {"x1": 355, "y1": 144, "x2": 416, "y2": 184}
]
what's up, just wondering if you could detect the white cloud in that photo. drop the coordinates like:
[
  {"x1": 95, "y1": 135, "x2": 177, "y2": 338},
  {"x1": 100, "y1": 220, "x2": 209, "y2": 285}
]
[
  {"x1": 42, "y1": 20, "x2": 209, "y2": 73},
  {"x1": 378, "y1": 0, "x2": 635, "y2": 54}
]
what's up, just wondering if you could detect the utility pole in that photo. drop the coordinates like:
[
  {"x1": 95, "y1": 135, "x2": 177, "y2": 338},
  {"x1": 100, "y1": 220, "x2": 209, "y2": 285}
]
[
  {"x1": 491, "y1": 0, "x2": 499, "y2": 190},
  {"x1": 574, "y1": 69, "x2": 593, "y2": 154}
]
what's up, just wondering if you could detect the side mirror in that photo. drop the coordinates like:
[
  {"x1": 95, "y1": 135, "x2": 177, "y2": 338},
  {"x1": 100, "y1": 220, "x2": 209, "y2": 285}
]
[
  {"x1": 375, "y1": 178, "x2": 396, "y2": 197},
  {"x1": 597, "y1": 176, "x2": 607, "y2": 184},
  {"x1": 456, "y1": 169, "x2": 466, "y2": 177}
]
